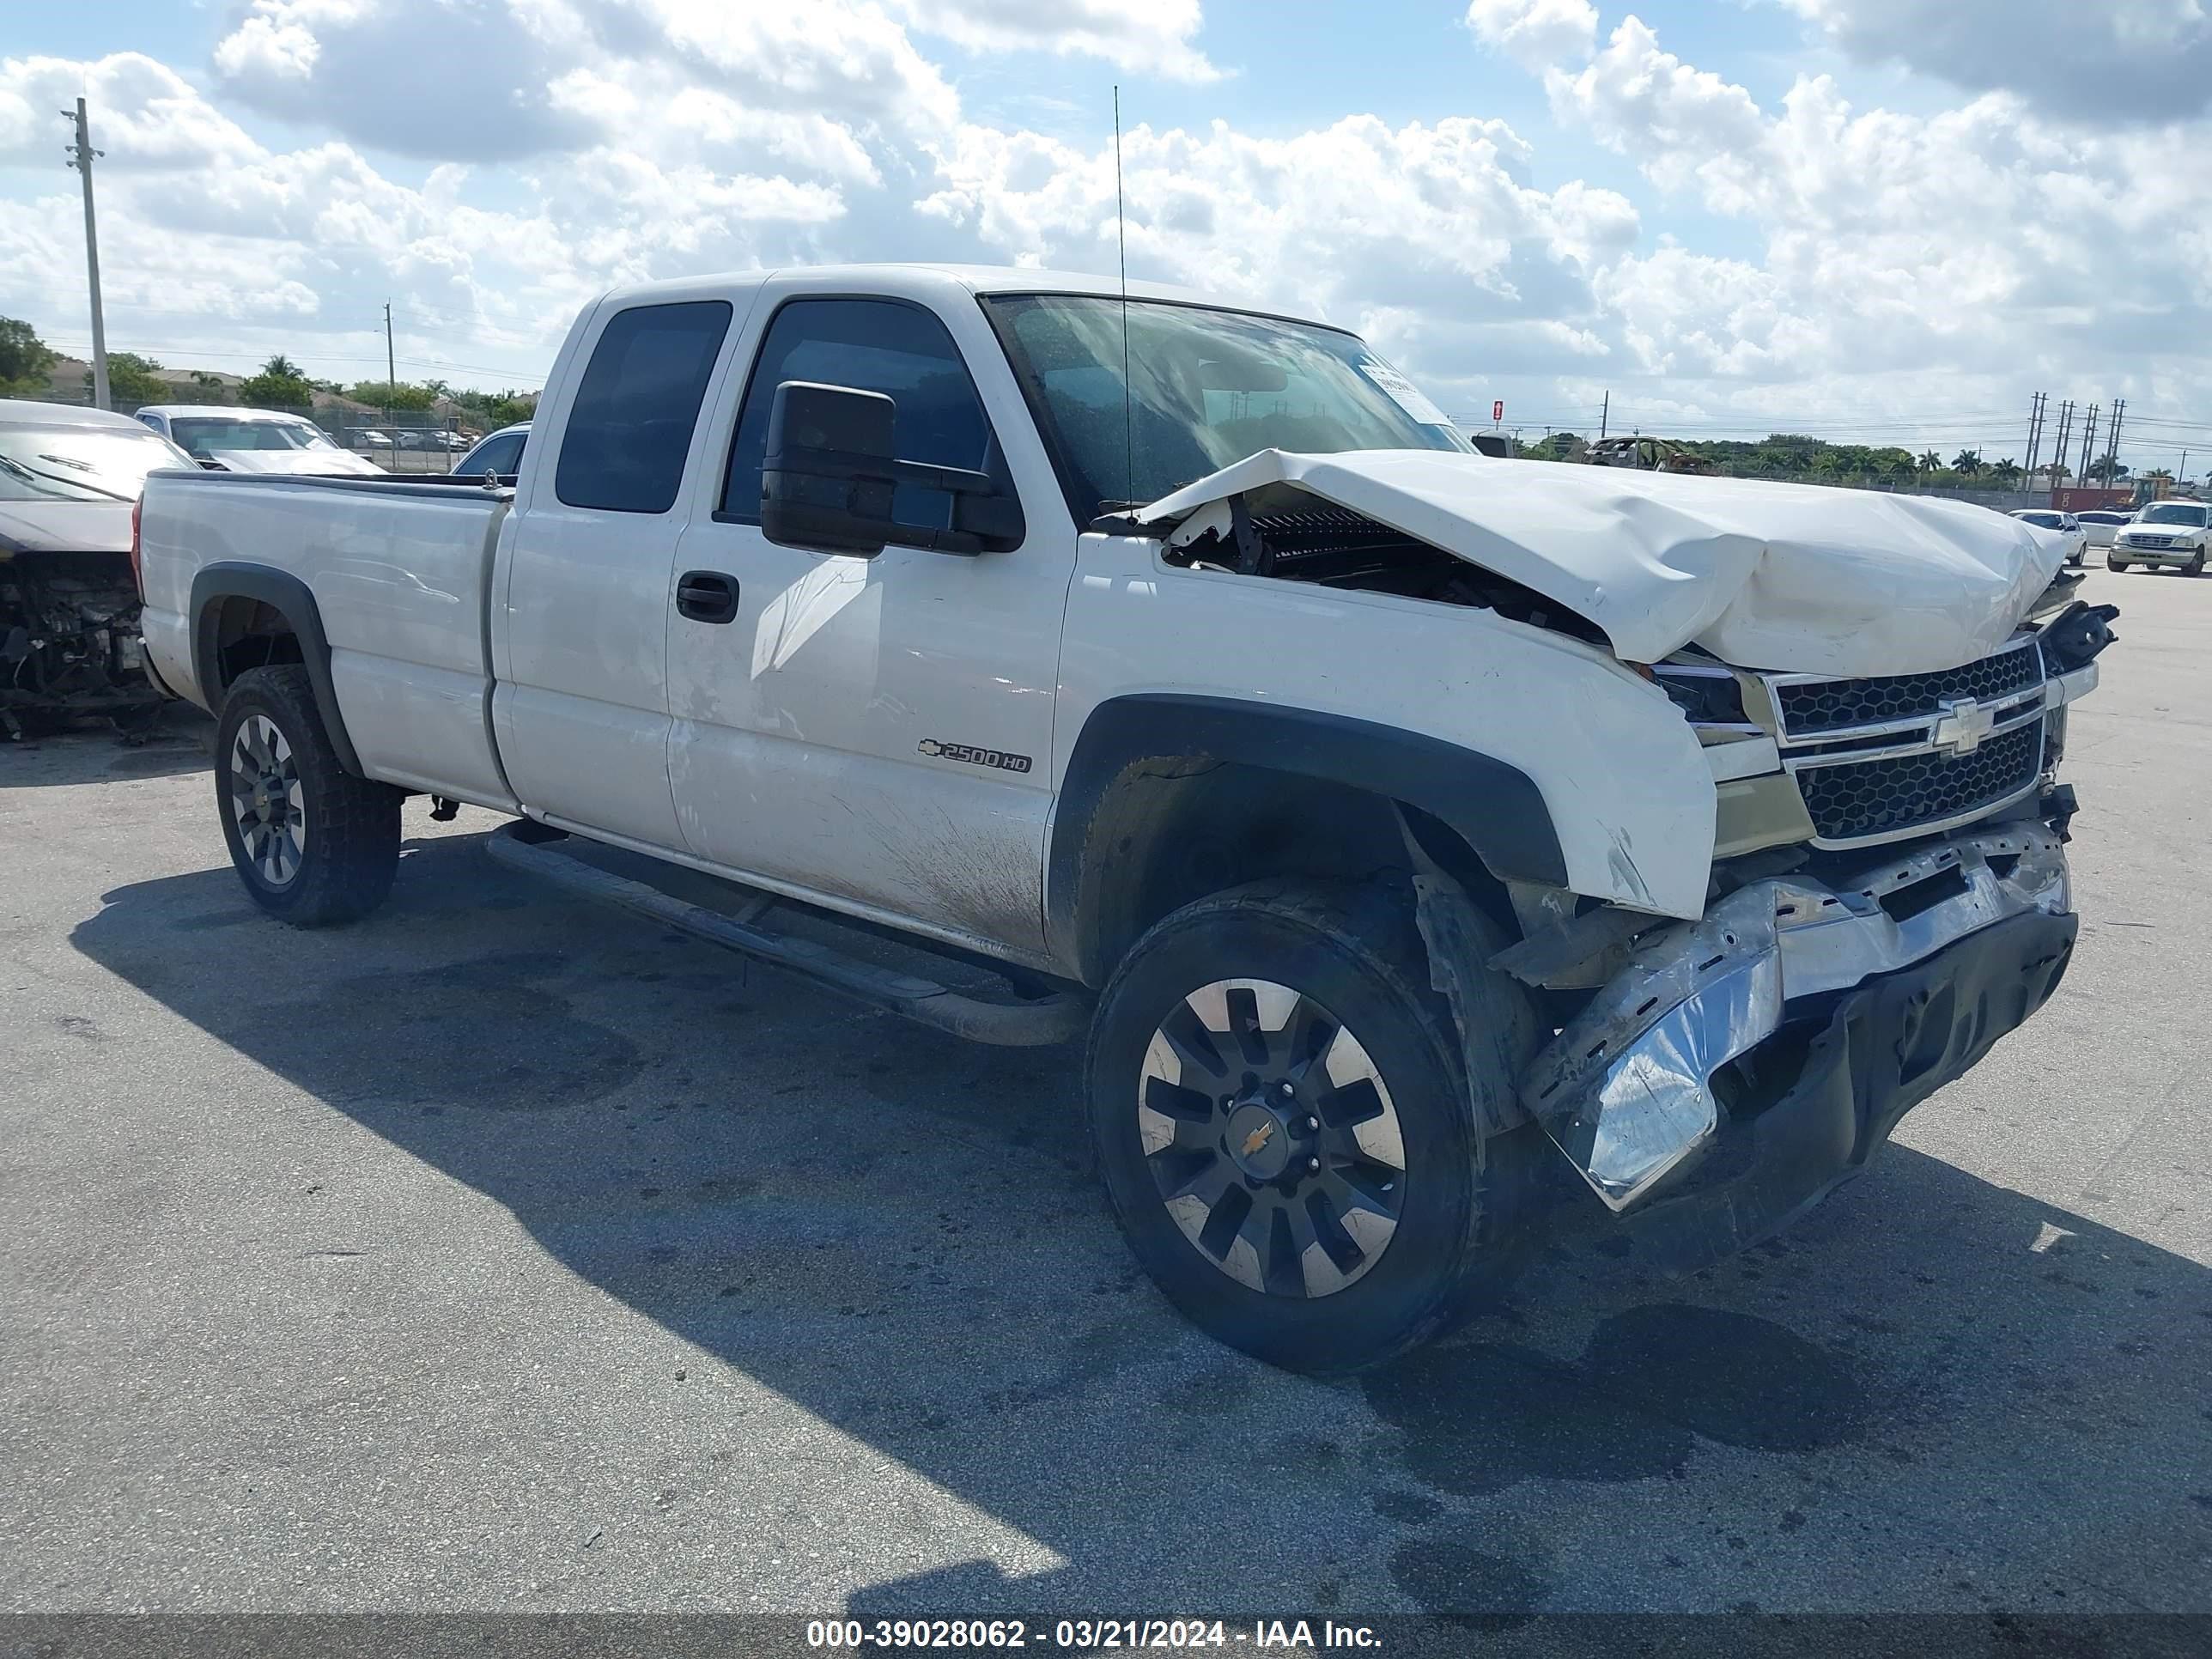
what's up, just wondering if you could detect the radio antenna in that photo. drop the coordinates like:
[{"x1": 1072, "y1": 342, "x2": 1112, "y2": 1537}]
[{"x1": 1115, "y1": 84, "x2": 1133, "y2": 514}]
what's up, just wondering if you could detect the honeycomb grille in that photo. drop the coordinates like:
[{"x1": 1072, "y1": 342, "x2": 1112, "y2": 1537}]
[
  {"x1": 1796, "y1": 720, "x2": 2044, "y2": 843},
  {"x1": 1775, "y1": 642, "x2": 2043, "y2": 737}
]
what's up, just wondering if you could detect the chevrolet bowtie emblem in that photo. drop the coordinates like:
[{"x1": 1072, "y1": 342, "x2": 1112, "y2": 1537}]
[
  {"x1": 1931, "y1": 696, "x2": 1997, "y2": 756},
  {"x1": 1241, "y1": 1121, "x2": 1277, "y2": 1158}
]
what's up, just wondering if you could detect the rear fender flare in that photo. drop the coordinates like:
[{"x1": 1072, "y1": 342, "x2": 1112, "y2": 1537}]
[{"x1": 190, "y1": 561, "x2": 362, "y2": 776}]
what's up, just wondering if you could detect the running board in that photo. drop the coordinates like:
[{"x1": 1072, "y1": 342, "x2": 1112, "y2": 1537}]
[{"x1": 485, "y1": 822, "x2": 1089, "y2": 1047}]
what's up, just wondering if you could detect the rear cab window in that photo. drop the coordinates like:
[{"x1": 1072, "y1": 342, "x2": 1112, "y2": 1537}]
[{"x1": 556, "y1": 300, "x2": 734, "y2": 514}]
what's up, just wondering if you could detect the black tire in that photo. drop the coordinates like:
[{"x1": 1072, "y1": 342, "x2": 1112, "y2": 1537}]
[
  {"x1": 2111, "y1": 560, "x2": 2131, "y2": 572},
  {"x1": 215, "y1": 665, "x2": 401, "y2": 926},
  {"x1": 2191, "y1": 552, "x2": 2206, "y2": 576},
  {"x1": 1085, "y1": 878, "x2": 1543, "y2": 1375}
]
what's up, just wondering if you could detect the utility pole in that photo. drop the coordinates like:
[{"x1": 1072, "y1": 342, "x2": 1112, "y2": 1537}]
[
  {"x1": 62, "y1": 98, "x2": 110, "y2": 410},
  {"x1": 383, "y1": 300, "x2": 396, "y2": 394},
  {"x1": 2103, "y1": 397, "x2": 2124, "y2": 485},
  {"x1": 2078, "y1": 404, "x2": 2099, "y2": 493},
  {"x1": 2050, "y1": 399, "x2": 2073, "y2": 490},
  {"x1": 1598, "y1": 391, "x2": 1608, "y2": 441},
  {"x1": 2023, "y1": 391, "x2": 2045, "y2": 482}
]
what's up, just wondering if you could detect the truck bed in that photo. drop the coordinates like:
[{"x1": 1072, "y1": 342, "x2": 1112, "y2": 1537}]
[{"x1": 137, "y1": 468, "x2": 518, "y2": 806}]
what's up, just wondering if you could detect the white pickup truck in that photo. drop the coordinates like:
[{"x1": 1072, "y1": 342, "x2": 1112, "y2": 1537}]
[{"x1": 136, "y1": 264, "x2": 2118, "y2": 1372}]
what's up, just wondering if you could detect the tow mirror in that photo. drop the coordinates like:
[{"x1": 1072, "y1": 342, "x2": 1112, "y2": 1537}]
[{"x1": 759, "y1": 380, "x2": 1024, "y2": 558}]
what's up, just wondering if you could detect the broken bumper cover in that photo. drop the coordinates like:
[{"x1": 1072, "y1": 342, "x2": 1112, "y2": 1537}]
[{"x1": 1523, "y1": 821, "x2": 2075, "y2": 1217}]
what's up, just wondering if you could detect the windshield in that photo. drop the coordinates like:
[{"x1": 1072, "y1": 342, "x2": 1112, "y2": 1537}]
[
  {"x1": 2139, "y1": 502, "x2": 2207, "y2": 526},
  {"x1": 981, "y1": 295, "x2": 1468, "y2": 518},
  {"x1": 171, "y1": 417, "x2": 339, "y2": 456},
  {"x1": 2018, "y1": 513, "x2": 2059, "y2": 527},
  {"x1": 0, "y1": 422, "x2": 192, "y2": 502}
]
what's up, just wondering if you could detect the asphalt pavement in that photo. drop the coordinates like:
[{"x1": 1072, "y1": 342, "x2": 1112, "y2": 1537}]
[{"x1": 2, "y1": 562, "x2": 2207, "y2": 1620}]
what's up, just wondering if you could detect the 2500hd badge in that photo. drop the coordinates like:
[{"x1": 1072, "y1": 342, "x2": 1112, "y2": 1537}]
[{"x1": 917, "y1": 738, "x2": 1033, "y2": 773}]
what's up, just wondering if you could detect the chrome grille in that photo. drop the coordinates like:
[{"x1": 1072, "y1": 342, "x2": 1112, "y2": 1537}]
[
  {"x1": 1795, "y1": 720, "x2": 2045, "y2": 844},
  {"x1": 1764, "y1": 636, "x2": 2051, "y2": 848},
  {"x1": 1772, "y1": 637, "x2": 2043, "y2": 737}
]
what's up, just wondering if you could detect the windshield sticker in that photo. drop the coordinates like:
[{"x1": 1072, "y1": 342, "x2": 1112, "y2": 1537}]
[{"x1": 1358, "y1": 359, "x2": 1450, "y2": 428}]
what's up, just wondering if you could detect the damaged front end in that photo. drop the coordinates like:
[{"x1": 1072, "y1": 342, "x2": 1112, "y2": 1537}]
[
  {"x1": 1500, "y1": 595, "x2": 2116, "y2": 1262},
  {"x1": 0, "y1": 547, "x2": 156, "y2": 738}
]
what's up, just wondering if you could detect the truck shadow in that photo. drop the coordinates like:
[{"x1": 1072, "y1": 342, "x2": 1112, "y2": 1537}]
[{"x1": 68, "y1": 831, "x2": 2212, "y2": 1616}]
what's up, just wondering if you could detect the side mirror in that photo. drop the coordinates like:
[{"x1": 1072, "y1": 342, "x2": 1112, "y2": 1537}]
[
  {"x1": 761, "y1": 381, "x2": 899, "y2": 556},
  {"x1": 760, "y1": 380, "x2": 1024, "y2": 557}
]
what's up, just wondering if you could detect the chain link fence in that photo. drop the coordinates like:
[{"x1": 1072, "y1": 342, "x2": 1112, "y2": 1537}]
[{"x1": 20, "y1": 384, "x2": 478, "y2": 474}]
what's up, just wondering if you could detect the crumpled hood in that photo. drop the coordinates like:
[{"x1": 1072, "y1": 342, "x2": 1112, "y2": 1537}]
[
  {"x1": 1134, "y1": 449, "x2": 2066, "y2": 676},
  {"x1": 202, "y1": 449, "x2": 383, "y2": 477}
]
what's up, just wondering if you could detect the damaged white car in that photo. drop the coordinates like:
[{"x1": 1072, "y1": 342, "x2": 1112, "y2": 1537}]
[{"x1": 134, "y1": 266, "x2": 2118, "y2": 1373}]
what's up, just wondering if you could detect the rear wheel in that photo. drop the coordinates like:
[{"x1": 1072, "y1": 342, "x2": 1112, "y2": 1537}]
[
  {"x1": 216, "y1": 665, "x2": 401, "y2": 926},
  {"x1": 1085, "y1": 879, "x2": 1541, "y2": 1374}
]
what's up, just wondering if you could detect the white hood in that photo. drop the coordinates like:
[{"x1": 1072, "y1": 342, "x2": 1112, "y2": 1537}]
[
  {"x1": 1134, "y1": 450, "x2": 2065, "y2": 676},
  {"x1": 206, "y1": 449, "x2": 383, "y2": 477}
]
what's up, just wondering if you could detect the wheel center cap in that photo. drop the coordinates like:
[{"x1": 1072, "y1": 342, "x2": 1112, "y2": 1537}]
[{"x1": 1225, "y1": 1102, "x2": 1292, "y2": 1180}]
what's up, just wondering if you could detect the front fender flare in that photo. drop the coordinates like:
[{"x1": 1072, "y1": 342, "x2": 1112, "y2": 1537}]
[{"x1": 1047, "y1": 693, "x2": 1566, "y2": 976}]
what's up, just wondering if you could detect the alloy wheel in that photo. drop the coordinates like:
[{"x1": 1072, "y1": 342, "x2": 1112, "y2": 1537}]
[
  {"x1": 228, "y1": 714, "x2": 306, "y2": 885},
  {"x1": 1138, "y1": 977, "x2": 1406, "y2": 1297}
]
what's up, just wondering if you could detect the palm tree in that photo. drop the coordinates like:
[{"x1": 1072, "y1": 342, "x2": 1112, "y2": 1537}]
[
  {"x1": 1951, "y1": 448, "x2": 1983, "y2": 477},
  {"x1": 259, "y1": 354, "x2": 302, "y2": 380},
  {"x1": 1990, "y1": 458, "x2": 2021, "y2": 486},
  {"x1": 1917, "y1": 450, "x2": 1942, "y2": 475}
]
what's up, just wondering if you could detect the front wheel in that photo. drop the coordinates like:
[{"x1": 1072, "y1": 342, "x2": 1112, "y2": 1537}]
[
  {"x1": 2111, "y1": 559, "x2": 2131, "y2": 572},
  {"x1": 1085, "y1": 879, "x2": 1541, "y2": 1374},
  {"x1": 2191, "y1": 551, "x2": 2207, "y2": 576},
  {"x1": 216, "y1": 665, "x2": 401, "y2": 926}
]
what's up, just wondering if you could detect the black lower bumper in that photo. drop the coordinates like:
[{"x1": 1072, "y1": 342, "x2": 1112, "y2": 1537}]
[{"x1": 1613, "y1": 908, "x2": 2078, "y2": 1270}]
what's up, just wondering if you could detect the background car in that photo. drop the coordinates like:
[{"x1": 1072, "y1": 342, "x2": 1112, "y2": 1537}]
[
  {"x1": 2072, "y1": 507, "x2": 2133, "y2": 551},
  {"x1": 137, "y1": 407, "x2": 384, "y2": 477},
  {"x1": 2009, "y1": 507, "x2": 2087, "y2": 567},
  {"x1": 1, "y1": 400, "x2": 191, "y2": 731},
  {"x1": 2110, "y1": 500, "x2": 2211, "y2": 574},
  {"x1": 450, "y1": 421, "x2": 528, "y2": 479}
]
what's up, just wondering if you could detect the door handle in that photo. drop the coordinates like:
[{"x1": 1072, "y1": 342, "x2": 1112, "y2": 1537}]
[{"x1": 676, "y1": 570, "x2": 738, "y2": 624}]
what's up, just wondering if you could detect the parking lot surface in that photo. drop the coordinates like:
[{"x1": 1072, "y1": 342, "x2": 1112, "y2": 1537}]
[{"x1": 3, "y1": 564, "x2": 2208, "y2": 1619}]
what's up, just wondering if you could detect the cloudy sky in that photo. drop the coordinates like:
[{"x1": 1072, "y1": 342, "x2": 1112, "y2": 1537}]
[{"x1": 3, "y1": 0, "x2": 2209, "y2": 471}]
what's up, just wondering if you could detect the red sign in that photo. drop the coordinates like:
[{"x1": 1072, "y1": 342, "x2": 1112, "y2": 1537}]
[{"x1": 1492, "y1": 401, "x2": 1504, "y2": 422}]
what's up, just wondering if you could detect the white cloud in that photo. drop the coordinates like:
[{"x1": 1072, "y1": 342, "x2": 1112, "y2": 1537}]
[
  {"x1": 1464, "y1": 0, "x2": 1597, "y2": 70},
  {"x1": 11, "y1": 0, "x2": 2212, "y2": 464},
  {"x1": 895, "y1": 0, "x2": 1221, "y2": 82},
  {"x1": 2, "y1": 15, "x2": 1615, "y2": 410},
  {"x1": 921, "y1": 112, "x2": 1632, "y2": 397},
  {"x1": 1781, "y1": 0, "x2": 2212, "y2": 125},
  {"x1": 1528, "y1": 10, "x2": 2212, "y2": 446}
]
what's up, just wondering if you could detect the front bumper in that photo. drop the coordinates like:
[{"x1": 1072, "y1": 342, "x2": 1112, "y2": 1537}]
[
  {"x1": 2111, "y1": 544, "x2": 2201, "y2": 565},
  {"x1": 1523, "y1": 820, "x2": 2074, "y2": 1221},
  {"x1": 1604, "y1": 907, "x2": 2075, "y2": 1267}
]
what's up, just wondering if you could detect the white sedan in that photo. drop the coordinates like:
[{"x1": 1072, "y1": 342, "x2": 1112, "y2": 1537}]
[
  {"x1": 2010, "y1": 507, "x2": 2087, "y2": 567},
  {"x1": 2072, "y1": 508, "x2": 2132, "y2": 551}
]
